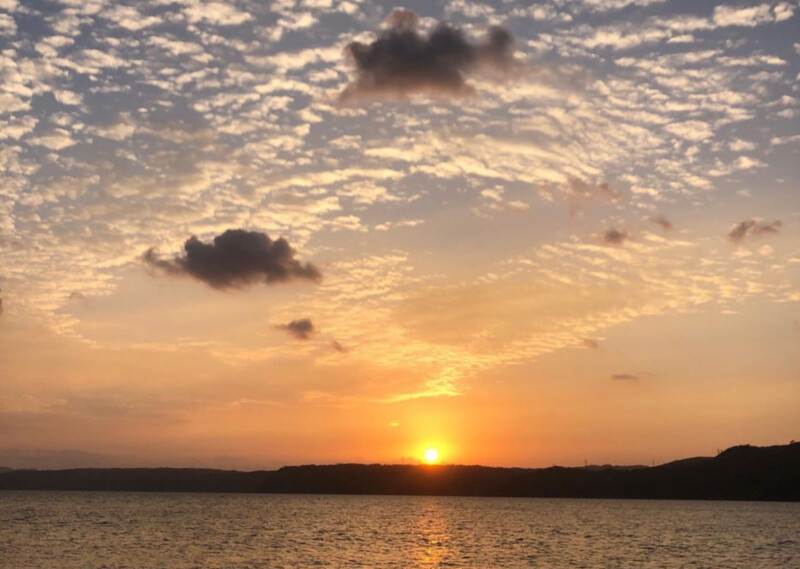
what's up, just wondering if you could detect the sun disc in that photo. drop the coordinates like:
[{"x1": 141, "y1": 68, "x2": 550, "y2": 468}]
[{"x1": 423, "y1": 448, "x2": 439, "y2": 464}]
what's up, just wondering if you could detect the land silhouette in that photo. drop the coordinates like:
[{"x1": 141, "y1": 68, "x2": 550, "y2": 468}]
[{"x1": 1, "y1": 442, "x2": 797, "y2": 501}]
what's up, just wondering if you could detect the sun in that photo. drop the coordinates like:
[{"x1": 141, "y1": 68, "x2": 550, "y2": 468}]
[{"x1": 423, "y1": 448, "x2": 439, "y2": 464}]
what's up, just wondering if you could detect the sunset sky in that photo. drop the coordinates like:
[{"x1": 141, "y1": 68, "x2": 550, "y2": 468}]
[{"x1": 1, "y1": 0, "x2": 799, "y2": 470}]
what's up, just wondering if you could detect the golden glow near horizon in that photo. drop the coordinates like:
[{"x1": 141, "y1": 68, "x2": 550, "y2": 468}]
[{"x1": 423, "y1": 448, "x2": 440, "y2": 464}]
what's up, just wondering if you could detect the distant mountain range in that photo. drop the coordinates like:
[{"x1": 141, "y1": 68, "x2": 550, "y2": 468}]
[{"x1": 1, "y1": 442, "x2": 798, "y2": 501}]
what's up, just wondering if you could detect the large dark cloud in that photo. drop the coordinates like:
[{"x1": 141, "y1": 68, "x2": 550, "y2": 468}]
[
  {"x1": 338, "y1": 8, "x2": 516, "y2": 103},
  {"x1": 727, "y1": 219, "x2": 781, "y2": 243},
  {"x1": 602, "y1": 228, "x2": 629, "y2": 246},
  {"x1": 144, "y1": 229, "x2": 321, "y2": 289},
  {"x1": 277, "y1": 318, "x2": 316, "y2": 340}
]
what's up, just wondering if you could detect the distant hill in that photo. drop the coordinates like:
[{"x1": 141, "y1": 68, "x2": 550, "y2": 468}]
[{"x1": 1, "y1": 442, "x2": 798, "y2": 501}]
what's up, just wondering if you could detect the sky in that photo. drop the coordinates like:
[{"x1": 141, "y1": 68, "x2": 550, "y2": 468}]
[{"x1": 0, "y1": 0, "x2": 799, "y2": 470}]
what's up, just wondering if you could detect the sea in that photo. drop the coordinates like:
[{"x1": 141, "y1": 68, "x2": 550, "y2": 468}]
[{"x1": 1, "y1": 492, "x2": 798, "y2": 568}]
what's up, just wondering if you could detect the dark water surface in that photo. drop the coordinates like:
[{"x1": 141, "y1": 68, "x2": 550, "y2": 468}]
[{"x1": 1, "y1": 492, "x2": 798, "y2": 568}]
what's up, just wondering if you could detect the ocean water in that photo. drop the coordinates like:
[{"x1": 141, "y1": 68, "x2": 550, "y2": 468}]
[{"x1": 1, "y1": 492, "x2": 798, "y2": 568}]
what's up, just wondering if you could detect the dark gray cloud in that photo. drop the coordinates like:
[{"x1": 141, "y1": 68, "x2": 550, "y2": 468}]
[
  {"x1": 331, "y1": 340, "x2": 349, "y2": 353},
  {"x1": 338, "y1": 8, "x2": 516, "y2": 103},
  {"x1": 611, "y1": 373, "x2": 638, "y2": 381},
  {"x1": 603, "y1": 228, "x2": 629, "y2": 246},
  {"x1": 583, "y1": 338, "x2": 599, "y2": 349},
  {"x1": 277, "y1": 318, "x2": 315, "y2": 340},
  {"x1": 727, "y1": 219, "x2": 781, "y2": 243},
  {"x1": 144, "y1": 229, "x2": 321, "y2": 289},
  {"x1": 649, "y1": 215, "x2": 673, "y2": 232}
]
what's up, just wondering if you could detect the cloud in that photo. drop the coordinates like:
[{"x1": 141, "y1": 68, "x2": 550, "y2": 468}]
[
  {"x1": 338, "y1": 8, "x2": 516, "y2": 103},
  {"x1": 649, "y1": 215, "x2": 673, "y2": 232},
  {"x1": 184, "y1": 2, "x2": 252, "y2": 26},
  {"x1": 727, "y1": 219, "x2": 781, "y2": 243},
  {"x1": 30, "y1": 130, "x2": 76, "y2": 150},
  {"x1": 583, "y1": 338, "x2": 599, "y2": 349},
  {"x1": 479, "y1": 187, "x2": 531, "y2": 215},
  {"x1": 143, "y1": 229, "x2": 321, "y2": 289},
  {"x1": 568, "y1": 177, "x2": 621, "y2": 201},
  {"x1": 384, "y1": 7, "x2": 419, "y2": 28},
  {"x1": 611, "y1": 373, "x2": 638, "y2": 380},
  {"x1": 0, "y1": 12, "x2": 17, "y2": 35},
  {"x1": 602, "y1": 228, "x2": 629, "y2": 246},
  {"x1": 567, "y1": 178, "x2": 622, "y2": 218},
  {"x1": 0, "y1": 289, "x2": 3, "y2": 316},
  {"x1": 331, "y1": 340, "x2": 348, "y2": 353},
  {"x1": 277, "y1": 318, "x2": 316, "y2": 340},
  {"x1": 712, "y1": 4, "x2": 791, "y2": 28}
]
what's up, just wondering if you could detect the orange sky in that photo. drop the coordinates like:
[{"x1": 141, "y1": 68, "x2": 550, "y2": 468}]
[{"x1": 1, "y1": 1, "x2": 799, "y2": 469}]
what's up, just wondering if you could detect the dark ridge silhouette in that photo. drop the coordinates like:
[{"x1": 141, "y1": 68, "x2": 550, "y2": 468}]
[{"x1": 1, "y1": 443, "x2": 798, "y2": 501}]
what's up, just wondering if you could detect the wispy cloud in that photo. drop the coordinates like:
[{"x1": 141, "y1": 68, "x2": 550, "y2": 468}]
[
  {"x1": 611, "y1": 373, "x2": 639, "y2": 380},
  {"x1": 649, "y1": 215, "x2": 673, "y2": 232},
  {"x1": 727, "y1": 219, "x2": 781, "y2": 243}
]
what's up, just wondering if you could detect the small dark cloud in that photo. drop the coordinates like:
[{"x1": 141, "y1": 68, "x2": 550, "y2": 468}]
[
  {"x1": 567, "y1": 178, "x2": 622, "y2": 219},
  {"x1": 583, "y1": 338, "x2": 599, "y2": 349},
  {"x1": 603, "y1": 228, "x2": 629, "y2": 246},
  {"x1": 611, "y1": 373, "x2": 639, "y2": 381},
  {"x1": 649, "y1": 215, "x2": 673, "y2": 232},
  {"x1": 727, "y1": 219, "x2": 781, "y2": 243},
  {"x1": 331, "y1": 340, "x2": 349, "y2": 353},
  {"x1": 68, "y1": 291, "x2": 85, "y2": 301},
  {"x1": 338, "y1": 8, "x2": 516, "y2": 103},
  {"x1": 568, "y1": 178, "x2": 621, "y2": 201},
  {"x1": 277, "y1": 318, "x2": 316, "y2": 340},
  {"x1": 143, "y1": 229, "x2": 321, "y2": 289}
]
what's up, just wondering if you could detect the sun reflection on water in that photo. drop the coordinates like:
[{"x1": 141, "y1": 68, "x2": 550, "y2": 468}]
[{"x1": 412, "y1": 501, "x2": 451, "y2": 568}]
